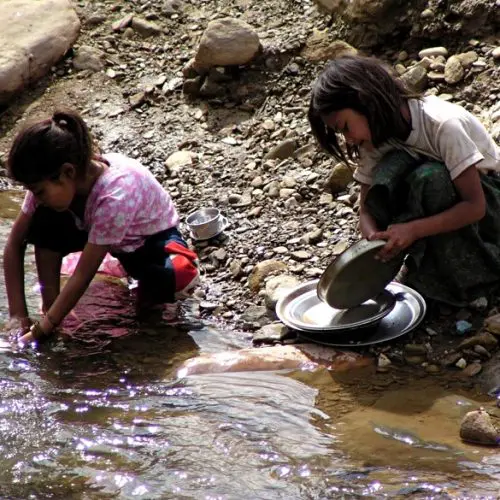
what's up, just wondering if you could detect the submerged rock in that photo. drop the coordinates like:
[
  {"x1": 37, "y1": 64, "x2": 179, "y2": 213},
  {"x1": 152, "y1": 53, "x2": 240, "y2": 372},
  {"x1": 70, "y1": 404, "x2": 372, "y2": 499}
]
[{"x1": 177, "y1": 344, "x2": 373, "y2": 377}]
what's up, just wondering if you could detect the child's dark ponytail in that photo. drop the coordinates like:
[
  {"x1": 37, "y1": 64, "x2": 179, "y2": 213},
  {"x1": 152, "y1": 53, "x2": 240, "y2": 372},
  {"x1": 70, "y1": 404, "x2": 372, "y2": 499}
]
[{"x1": 8, "y1": 109, "x2": 94, "y2": 185}]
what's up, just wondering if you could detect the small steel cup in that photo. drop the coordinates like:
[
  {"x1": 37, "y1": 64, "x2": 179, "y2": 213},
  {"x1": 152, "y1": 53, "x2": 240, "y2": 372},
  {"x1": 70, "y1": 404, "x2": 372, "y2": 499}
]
[{"x1": 186, "y1": 208, "x2": 224, "y2": 240}]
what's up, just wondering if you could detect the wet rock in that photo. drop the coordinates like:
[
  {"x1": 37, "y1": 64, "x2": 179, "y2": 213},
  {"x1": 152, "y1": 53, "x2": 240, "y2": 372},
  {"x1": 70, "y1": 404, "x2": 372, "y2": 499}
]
[
  {"x1": 194, "y1": 18, "x2": 260, "y2": 68},
  {"x1": 264, "y1": 274, "x2": 300, "y2": 309},
  {"x1": 248, "y1": 260, "x2": 288, "y2": 292},
  {"x1": 460, "y1": 409, "x2": 499, "y2": 445},
  {"x1": 458, "y1": 331, "x2": 498, "y2": 351},
  {"x1": 0, "y1": 0, "x2": 80, "y2": 105},
  {"x1": 462, "y1": 362, "x2": 482, "y2": 377},
  {"x1": 456, "y1": 358, "x2": 467, "y2": 369},
  {"x1": 253, "y1": 322, "x2": 290, "y2": 343},
  {"x1": 404, "y1": 343, "x2": 427, "y2": 355},
  {"x1": 177, "y1": 344, "x2": 372, "y2": 377},
  {"x1": 405, "y1": 355, "x2": 426, "y2": 365},
  {"x1": 326, "y1": 163, "x2": 353, "y2": 194},
  {"x1": 425, "y1": 364, "x2": 441, "y2": 374},
  {"x1": 241, "y1": 305, "x2": 269, "y2": 326}
]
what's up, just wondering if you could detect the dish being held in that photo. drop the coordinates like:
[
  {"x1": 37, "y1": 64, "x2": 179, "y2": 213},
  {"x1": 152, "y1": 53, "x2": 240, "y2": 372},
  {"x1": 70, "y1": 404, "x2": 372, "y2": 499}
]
[{"x1": 317, "y1": 238, "x2": 404, "y2": 309}]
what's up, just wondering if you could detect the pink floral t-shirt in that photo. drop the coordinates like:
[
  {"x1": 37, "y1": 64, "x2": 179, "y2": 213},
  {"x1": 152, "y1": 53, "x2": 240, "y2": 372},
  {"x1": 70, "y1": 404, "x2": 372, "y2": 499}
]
[{"x1": 22, "y1": 153, "x2": 180, "y2": 253}]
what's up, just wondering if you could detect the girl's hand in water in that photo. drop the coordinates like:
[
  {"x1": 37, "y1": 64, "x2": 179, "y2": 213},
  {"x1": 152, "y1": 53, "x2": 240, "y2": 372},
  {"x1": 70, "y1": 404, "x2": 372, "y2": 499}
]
[
  {"x1": 372, "y1": 222, "x2": 418, "y2": 262},
  {"x1": 4, "y1": 316, "x2": 32, "y2": 341}
]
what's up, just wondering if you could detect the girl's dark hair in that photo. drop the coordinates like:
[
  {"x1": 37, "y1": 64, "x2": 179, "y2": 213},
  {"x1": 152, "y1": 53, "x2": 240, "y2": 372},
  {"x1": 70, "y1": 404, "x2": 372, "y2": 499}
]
[
  {"x1": 7, "y1": 109, "x2": 93, "y2": 184},
  {"x1": 308, "y1": 55, "x2": 420, "y2": 164}
]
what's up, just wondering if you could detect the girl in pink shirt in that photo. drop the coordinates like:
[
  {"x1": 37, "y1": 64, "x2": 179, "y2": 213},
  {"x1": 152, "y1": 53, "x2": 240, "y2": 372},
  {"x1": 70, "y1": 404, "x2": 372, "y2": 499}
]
[{"x1": 3, "y1": 110, "x2": 198, "y2": 345}]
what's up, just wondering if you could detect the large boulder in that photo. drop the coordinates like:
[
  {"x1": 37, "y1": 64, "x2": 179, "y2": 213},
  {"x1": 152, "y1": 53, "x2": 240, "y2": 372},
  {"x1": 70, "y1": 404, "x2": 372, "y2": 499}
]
[
  {"x1": 0, "y1": 0, "x2": 80, "y2": 105},
  {"x1": 194, "y1": 17, "x2": 260, "y2": 69}
]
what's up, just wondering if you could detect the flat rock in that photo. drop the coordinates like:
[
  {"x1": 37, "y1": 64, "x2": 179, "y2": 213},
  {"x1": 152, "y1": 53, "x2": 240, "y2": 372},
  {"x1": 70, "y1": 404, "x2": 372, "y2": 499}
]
[{"x1": 0, "y1": 0, "x2": 80, "y2": 104}]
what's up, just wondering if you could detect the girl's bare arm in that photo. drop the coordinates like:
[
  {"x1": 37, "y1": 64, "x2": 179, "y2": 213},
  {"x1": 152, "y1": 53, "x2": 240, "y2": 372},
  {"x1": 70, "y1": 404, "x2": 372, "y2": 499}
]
[
  {"x1": 3, "y1": 211, "x2": 32, "y2": 326},
  {"x1": 358, "y1": 183, "x2": 379, "y2": 239},
  {"x1": 374, "y1": 165, "x2": 485, "y2": 261},
  {"x1": 19, "y1": 242, "x2": 109, "y2": 343}
]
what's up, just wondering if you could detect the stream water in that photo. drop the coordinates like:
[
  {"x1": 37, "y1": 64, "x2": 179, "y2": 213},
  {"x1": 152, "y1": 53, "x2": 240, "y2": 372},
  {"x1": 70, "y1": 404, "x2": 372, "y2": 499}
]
[{"x1": 0, "y1": 190, "x2": 499, "y2": 499}]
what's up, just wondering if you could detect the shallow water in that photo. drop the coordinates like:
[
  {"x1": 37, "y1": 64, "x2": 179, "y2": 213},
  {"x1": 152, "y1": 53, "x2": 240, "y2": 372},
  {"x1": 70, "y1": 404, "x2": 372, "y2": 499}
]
[{"x1": 0, "y1": 190, "x2": 499, "y2": 499}]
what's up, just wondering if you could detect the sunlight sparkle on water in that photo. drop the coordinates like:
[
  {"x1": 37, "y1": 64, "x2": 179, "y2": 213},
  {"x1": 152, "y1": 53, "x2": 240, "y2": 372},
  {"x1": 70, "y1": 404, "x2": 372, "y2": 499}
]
[{"x1": 132, "y1": 485, "x2": 149, "y2": 496}]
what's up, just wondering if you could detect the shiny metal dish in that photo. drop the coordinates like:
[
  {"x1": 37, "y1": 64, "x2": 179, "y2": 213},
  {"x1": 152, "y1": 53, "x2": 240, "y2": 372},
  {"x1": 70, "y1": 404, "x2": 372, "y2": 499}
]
[
  {"x1": 189, "y1": 216, "x2": 229, "y2": 241},
  {"x1": 276, "y1": 280, "x2": 396, "y2": 332},
  {"x1": 291, "y1": 282, "x2": 426, "y2": 347},
  {"x1": 186, "y1": 208, "x2": 226, "y2": 240},
  {"x1": 317, "y1": 238, "x2": 405, "y2": 310}
]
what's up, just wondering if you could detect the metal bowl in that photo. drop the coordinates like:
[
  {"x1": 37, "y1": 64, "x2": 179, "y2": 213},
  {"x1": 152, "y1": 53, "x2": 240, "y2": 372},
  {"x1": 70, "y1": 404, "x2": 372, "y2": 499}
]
[
  {"x1": 186, "y1": 208, "x2": 223, "y2": 240},
  {"x1": 276, "y1": 280, "x2": 396, "y2": 333}
]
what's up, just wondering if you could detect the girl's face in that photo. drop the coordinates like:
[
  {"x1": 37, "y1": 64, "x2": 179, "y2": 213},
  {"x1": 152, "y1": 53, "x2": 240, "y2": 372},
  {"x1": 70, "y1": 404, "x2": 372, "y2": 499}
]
[
  {"x1": 323, "y1": 109, "x2": 373, "y2": 150},
  {"x1": 26, "y1": 167, "x2": 77, "y2": 212}
]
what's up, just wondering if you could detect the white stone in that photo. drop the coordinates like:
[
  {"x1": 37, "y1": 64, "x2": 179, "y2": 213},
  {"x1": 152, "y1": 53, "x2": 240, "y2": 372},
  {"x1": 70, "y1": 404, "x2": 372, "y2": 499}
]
[
  {"x1": 418, "y1": 47, "x2": 448, "y2": 59},
  {"x1": 0, "y1": 0, "x2": 80, "y2": 104},
  {"x1": 165, "y1": 150, "x2": 197, "y2": 173}
]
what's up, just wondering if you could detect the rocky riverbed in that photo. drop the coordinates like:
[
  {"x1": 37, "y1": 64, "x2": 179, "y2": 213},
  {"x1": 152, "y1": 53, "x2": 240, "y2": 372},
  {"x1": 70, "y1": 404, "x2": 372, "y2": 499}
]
[{"x1": 1, "y1": 0, "x2": 500, "y2": 393}]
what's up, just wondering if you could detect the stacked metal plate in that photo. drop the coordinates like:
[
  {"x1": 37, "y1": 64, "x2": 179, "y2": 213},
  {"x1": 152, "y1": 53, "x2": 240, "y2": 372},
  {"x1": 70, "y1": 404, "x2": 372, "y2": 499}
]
[{"x1": 276, "y1": 280, "x2": 426, "y2": 346}]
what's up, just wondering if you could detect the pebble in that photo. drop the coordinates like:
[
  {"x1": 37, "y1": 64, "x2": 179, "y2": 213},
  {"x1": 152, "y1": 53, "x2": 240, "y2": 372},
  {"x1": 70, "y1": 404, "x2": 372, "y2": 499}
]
[{"x1": 455, "y1": 358, "x2": 467, "y2": 369}]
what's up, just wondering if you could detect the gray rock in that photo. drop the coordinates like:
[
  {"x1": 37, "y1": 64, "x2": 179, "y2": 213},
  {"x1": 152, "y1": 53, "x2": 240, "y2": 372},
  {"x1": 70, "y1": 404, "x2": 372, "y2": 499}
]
[
  {"x1": 401, "y1": 65, "x2": 428, "y2": 92},
  {"x1": 444, "y1": 55, "x2": 465, "y2": 84},
  {"x1": 326, "y1": 162, "x2": 353, "y2": 194},
  {"x1": 72, "y1": 45, "x2": 105, "y2": 72},
  {"x1": 460, "y1": 410, "x2": 499, "y2": 445},
  {"x1": 264, "y1": 139, "x2": 297, "y2": 161},
  {"x1": 195, "y1": 18, "x2": 260, "y2": 68},
  {"x1": 253, "y1": 322, "x2": 290, "y2": 343},
  {"x1": 131, "y1": 18, "x2": 163, "y2": 37}
]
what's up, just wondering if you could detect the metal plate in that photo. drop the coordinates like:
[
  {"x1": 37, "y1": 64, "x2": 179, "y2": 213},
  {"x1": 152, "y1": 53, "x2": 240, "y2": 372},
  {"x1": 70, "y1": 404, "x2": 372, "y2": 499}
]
[
  {"x1": 276, "y1": 280, "x2": 396, "y2": 332},
  {"x1": 296, "y1": 282, "x2": 427, "y2": 347},
  {"x1": 317, "y1": 239, "x2": 405, "y2": 309}
]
